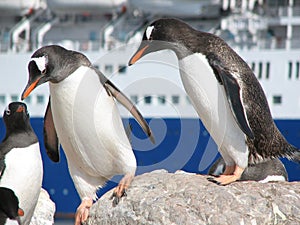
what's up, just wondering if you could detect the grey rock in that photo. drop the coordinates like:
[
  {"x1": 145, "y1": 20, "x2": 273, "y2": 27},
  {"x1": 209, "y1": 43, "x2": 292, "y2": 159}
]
[
  {"x1": 86, "y1": 170, "x2": 300, "y2": 225},
  {"x1": 29, "y1": 188, "x2": 56, "y2": 225}
]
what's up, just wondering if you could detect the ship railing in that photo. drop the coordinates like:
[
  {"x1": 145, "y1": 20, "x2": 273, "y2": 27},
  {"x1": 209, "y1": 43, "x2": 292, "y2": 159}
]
[
  {"x1": 264, "y1": 6, "x2": 300, "y2": 17},
  {"x1": 42, "y1": 39, "x2": 102, "y2": 52},
  {"x1": 226, "y1": 38, "x2": 300, "y2": 50}
]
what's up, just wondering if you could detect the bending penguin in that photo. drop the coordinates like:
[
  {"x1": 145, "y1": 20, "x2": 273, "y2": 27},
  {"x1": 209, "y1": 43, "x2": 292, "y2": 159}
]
[
  {"x1": 0, "y1": 102, "x2": 43, "y2": 225},
  {"x1": 129, "y1": 18, "x2": 300, "y2": 185},
  {"x1": 21, "y1": 45, "x2": 155, "y2": 225},
  {"x1": 0, "y1": 187, "x2": 24, "y2": 225}
]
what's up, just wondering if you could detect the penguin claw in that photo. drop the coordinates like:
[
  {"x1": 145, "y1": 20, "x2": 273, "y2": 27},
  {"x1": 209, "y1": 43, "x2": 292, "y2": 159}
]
[
  {"x1": 207, "y1": 177, "x2": 221, "y2": 185},
  {"x1": 75, "y1": 198, "x2": 93, "y2": 225},
  {"x1": 110, "y1": 189, "x2": 127, "y2": 207}
]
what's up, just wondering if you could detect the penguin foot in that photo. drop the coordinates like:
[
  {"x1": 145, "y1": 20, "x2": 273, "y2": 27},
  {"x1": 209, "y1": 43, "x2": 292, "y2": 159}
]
[
  {"x1": 207, "y1": 175, "x2": 239, "y2": 185},
  {"x1": 207, "y1": 165, "x2": 244, "y2": 185},
  {"x1": 110, "y1": 173, "x2": 133, "y2": 207},
  {"x1": 75, "y1": 197, "x2": 93, "y2": 225}
]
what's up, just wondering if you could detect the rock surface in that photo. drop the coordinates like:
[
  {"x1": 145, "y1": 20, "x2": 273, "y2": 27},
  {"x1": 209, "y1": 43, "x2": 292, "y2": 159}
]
[
  {"x1": 86, "y1": 170, "x2": 300, "y2": 225},
  {"x1": 30, "y1": 188, "x2": 56, "y2": 225}
]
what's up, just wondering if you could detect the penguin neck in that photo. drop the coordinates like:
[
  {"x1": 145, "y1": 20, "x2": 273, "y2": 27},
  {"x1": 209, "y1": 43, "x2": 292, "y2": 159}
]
[
  {"x1": 167, "y1": 40, "x2": 200, "y2": 60},
  {"x1": 4, "y1": 123, "x2": 37, "y2": 145}
]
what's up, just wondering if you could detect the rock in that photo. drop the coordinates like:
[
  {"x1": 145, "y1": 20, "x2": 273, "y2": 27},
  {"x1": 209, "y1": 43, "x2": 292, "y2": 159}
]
[
  {"x1": 85, "y1": 170, "x2": 300, "y2": 225},
  {"x1": 29, "y1": 188, "x2": 56, "y2": 225}
]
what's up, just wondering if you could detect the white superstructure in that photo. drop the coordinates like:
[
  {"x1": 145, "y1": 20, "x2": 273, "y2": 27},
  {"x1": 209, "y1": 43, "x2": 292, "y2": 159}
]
[{"x1": 0, "y1": 0, "x2": 300, "y2": 119}]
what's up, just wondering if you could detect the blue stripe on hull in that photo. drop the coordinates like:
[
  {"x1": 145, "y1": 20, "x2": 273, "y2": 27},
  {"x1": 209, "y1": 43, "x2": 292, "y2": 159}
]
[{"x1": 1, "y1": 118, "x2": 299, "y2": 213}]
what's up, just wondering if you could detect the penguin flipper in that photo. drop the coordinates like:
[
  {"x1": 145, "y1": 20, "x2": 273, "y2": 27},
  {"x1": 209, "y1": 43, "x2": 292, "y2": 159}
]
[
  {"x1": 104, "y1": 80, "x2": 155, "y2": 144},
  {"x1": 212, "y1": 64, "x2": 254, "y2": 139},
  {"x1": 44, "y1": 98, "x2": 60, "y2": 162},
  {"x1": 0, "y1": 159, "x2": 5, "y2": 179}
]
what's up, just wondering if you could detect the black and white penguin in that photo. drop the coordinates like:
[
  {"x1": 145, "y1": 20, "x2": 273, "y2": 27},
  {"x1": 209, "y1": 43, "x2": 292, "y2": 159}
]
[
  {"x1": 208, "y1": 157, "x2": 288, "y2": 183},
  {"x1": 129, "y1": 18, "x2": 300, "y2": 185},
  {"x1": 21, "y1": 45, "x2": 154, "y2": 224},
  {"x1": 0, "y1": 102, "x2": 43, "y2": 225},
  {"x1": 0, "y1": 187, "x2": 24, "y2": 225}
]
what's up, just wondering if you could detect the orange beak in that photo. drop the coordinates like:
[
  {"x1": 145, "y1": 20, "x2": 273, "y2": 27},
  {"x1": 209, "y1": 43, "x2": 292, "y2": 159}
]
[
  {"x1": 18, "y1": 208, "x2": 24, "y2": 217},
  {"x1": 16, "y1": 105, "x2": 25, "y2": 113},
  {"x1": 21, "y1": 77, "x2": 41, "y2": 100},
  {"x1": 129, "y1": 45, "x2": 149, "y2": 65}
]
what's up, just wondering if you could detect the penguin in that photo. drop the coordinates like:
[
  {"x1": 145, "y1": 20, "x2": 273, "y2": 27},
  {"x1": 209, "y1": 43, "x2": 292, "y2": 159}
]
[
  {"x1": 129, "y1": 18, "x2": 300, "y2": 185},
  {"x1": 0, "y1": 187, "x2": 24, "y2": 225},
  {"x1": 0, "y1": 102, "x2": 43, "y2": 225},
  {"x1": 21, "y1": 45, "x2": 154, "y2": 225},
  {"x1": 208, "y1": 157, "x2": 288, "y2": 183}
]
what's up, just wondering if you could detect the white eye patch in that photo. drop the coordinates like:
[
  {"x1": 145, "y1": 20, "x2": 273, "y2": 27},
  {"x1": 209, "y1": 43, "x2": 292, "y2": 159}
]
[
  {"x1": 146, "y1": 25, "x2": 154, "y2": 40},
  {"x1": 31, "y1": 56, "x2": 47, "y2": 72}
]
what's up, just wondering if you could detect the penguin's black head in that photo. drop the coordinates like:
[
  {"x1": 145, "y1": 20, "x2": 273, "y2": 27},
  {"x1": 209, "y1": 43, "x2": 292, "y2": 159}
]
[
  {"x1": 129, "y1": 18, "x2": 192, "y2": 65},
  {"x1": 21, "y1": 45, "x2": 90, "y2": 100},
  {"x1": 21, "y1": 45, "x2": 66, "y2": 100},
  {"x1": 3, "y1": 102, "x2": 30, "y2": 133},
  {"x1": 0, "y1": 187, "x2": 23, "y2": 224}
]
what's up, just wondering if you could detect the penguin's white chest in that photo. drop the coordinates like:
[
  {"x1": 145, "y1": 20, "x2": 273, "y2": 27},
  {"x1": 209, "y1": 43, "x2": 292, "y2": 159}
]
[
  {"x1": 0, "y1": 143, "x2": 43, "y2": 225},
  {"x1": 178, "y1": 53, "x2": 248, "y2": 166},
  {"x1": 49, "y1": 66, "x2": 135, "y2": 178}
]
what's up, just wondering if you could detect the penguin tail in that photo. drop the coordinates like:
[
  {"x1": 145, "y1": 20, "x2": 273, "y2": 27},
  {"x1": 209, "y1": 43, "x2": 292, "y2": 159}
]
[{"x1": 286, "y1": 144, "x2": 300, "y2": 163}]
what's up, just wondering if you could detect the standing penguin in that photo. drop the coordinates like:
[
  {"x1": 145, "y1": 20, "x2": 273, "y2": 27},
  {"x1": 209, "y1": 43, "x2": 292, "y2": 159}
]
[
  {"x1": 21, "y1": 45, "x2": 154, "y2": 224},
  {"x1": 129, "y1": 18, "x2": 300, "y2": 185},
  {"x1": 0, "y1": 102, "x2": 43, "y2": 225},
  {"x1": 0, "y1": 187, "x2": 24, "y2": 225}
]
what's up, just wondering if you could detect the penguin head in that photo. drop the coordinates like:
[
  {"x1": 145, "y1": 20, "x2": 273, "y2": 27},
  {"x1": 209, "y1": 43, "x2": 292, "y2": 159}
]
[
  {"x1": 129, "y1": 18, "x2": 192, "y2": 65},
  {"x1": 3, "y1": 102, "x2": 30, "y2": 132},
  {"x1": 0, "y1": 187, "x2": 24, "y2": 224},
  {"x1": 21, "y1": 45, "x2": 90, "y2": 100}
]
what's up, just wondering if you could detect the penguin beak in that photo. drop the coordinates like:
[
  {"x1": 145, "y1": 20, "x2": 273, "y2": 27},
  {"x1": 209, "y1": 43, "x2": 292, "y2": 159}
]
[
  {"x1": 16, "y1": 105, "x2": 25, "y2": 113},
  {"x1": 128, "y1": 44, "x2": 149, "y2": 66},
  {"x1": 21, "y1": 76, "x2": 42, "y2": 100},
  {"x1": 18, "y1": 208, "x2": 24, "y2": 217}
]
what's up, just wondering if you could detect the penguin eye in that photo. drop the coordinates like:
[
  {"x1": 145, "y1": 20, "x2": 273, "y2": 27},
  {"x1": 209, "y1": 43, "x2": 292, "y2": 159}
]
[
  {"x1": 6, "y1": 109, "x2": 11, "y2": 115},
  {"x1": 41, "y1": 68, "x2": 46, "y2": 74}
]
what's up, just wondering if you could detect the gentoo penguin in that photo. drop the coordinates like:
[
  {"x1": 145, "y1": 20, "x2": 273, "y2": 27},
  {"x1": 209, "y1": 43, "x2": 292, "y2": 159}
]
[
  {"x1": 129, "y1": 18, "x2": 300, "y2": 185},
  {"x1": 208, "y1": 157, "x2": 288, "y2": 183},
  {"x1": 0, "y1": 187, "x2": 24, "y2": 225},
  {"x1": 21, "y1": 45, "x2": 154, "y2": 224},
  {"x1": 0, "y1": 102, "x2": 43, "y2": 225}
]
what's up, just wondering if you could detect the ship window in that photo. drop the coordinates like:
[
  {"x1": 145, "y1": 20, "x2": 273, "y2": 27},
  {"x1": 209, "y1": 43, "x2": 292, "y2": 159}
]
[
  {"x1": 0, "y1": 95, "x2": 5, "y2": 104},
  {"x1": 158, "y1": 95, "x2": 166, "y2": 104},
  {"x1": 37, "y1": 95, "x2": 45, "y2": 104},
  {"x1": 273, "y1": 95, "x2": 282, "y2": 104},
  {"x1": 266, "y1": 62, "x2": 270, "y2": 79},
  {"x1": 104, "y1": 64, "x2": 113, "y2": 74},
  {"x1": 296, "y1": 62, "x2": 300, "y2": 79},
  {"x1": 130, "y1": 95, "x2": 138, "y2": 104},
  {"x1": 144, "y1": 96, "x2": 152, "y2": 104},
  {"x1": 288, "y1": 61, "x2": 293, "y2": 79},
  {"x1": 172, "y1": 95, "x2": 180, "y2": 104},
  {"x1": 23, "y1": 95, "x2": 32, "y2": 104},
  {"x1": 118, "y1": 65, "x2": 126, "y2": 74},
  {"x1": 251, "y1": 62, "x2": 255, "y2": 71},
  {"x1": 11, "y1": 94, "x2": 18, "y2": 102},
  {"x1": 258, "y1": 62, "x2": 263, "y2": 79}
]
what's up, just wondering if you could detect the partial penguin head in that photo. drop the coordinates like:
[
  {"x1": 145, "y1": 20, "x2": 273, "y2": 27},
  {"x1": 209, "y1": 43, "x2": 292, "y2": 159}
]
[
  {"x1": 21, "y1": 45, "x2": 91, "y2": 100},
  {"x1": 3, "y1": 102, "x2": 30, "y2": 132},
  {"x1": 0, "y1": 187, "x2": 24, "y2": 224},
  {"x1": 129, "y1": 18, "x2": 193, "y2": 65}
]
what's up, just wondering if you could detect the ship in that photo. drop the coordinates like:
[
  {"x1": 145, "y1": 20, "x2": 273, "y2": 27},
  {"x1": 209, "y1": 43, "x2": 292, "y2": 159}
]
[{"x1": 0, "y1": 0, "x2": 300, "y2": 219}]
